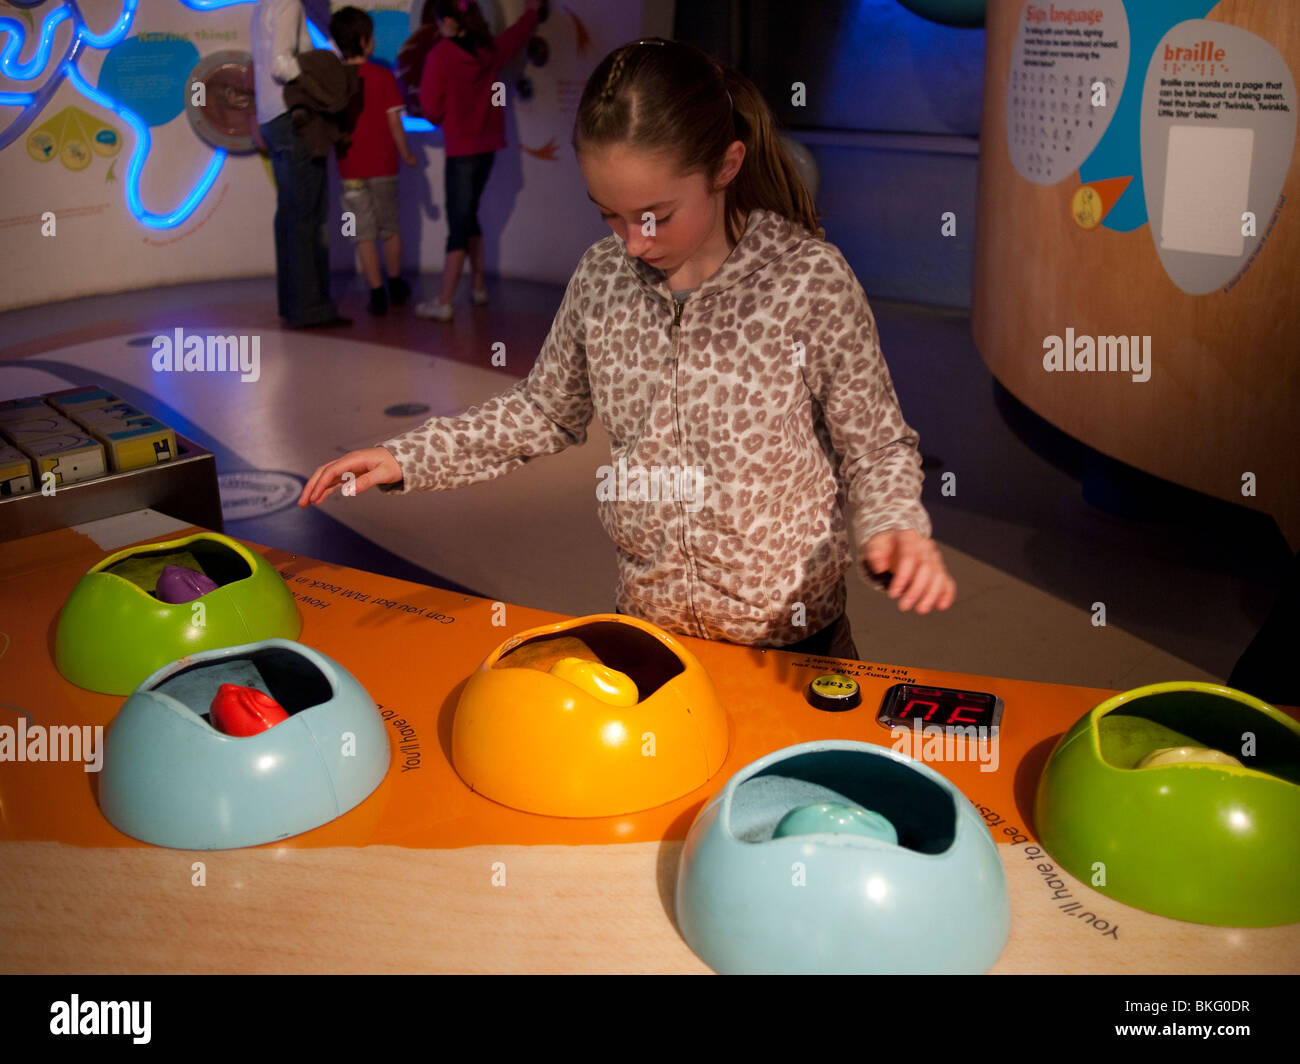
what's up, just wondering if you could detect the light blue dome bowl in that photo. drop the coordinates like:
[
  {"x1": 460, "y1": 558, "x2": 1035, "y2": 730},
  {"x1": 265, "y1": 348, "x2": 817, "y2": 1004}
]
[
  {"x1": 99, "y1": 639, "x2": 391, "y2": 849},
  {"x1": 675, "y1": 740, "x2": 1009, "y2": 973}
]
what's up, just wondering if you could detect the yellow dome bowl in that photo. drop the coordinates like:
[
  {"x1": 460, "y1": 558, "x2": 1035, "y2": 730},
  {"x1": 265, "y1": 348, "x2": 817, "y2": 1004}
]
[{"x1": 452, "y1": 614, "x2": 730, "y2": 817}]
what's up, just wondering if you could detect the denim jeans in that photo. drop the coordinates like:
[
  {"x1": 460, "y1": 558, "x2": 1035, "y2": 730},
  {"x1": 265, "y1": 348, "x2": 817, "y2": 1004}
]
[
  {"x1": 444, "y1": 151, "x2": 495, "y2": 253},
  {"x1": 260, "y1": 112, "x2": 337, "y2": 327},
  {"x1": 778, "y1": 614, "x2": 860, "y2": 660}
]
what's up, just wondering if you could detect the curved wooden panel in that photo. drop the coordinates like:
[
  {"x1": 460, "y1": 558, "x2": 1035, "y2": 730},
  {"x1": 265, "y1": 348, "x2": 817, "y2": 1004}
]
[{"x1": 974, "y1": 0, "x2": 1300, "y2": 548}]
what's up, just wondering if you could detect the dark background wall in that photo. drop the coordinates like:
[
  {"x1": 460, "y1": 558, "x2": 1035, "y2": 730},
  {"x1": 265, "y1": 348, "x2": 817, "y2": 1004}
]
[{"x1": 676, "y1": 0, "x2": 986, "y2": 307}]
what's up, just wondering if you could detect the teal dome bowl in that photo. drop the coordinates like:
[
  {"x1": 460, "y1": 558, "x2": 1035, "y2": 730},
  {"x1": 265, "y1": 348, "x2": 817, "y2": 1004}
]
[
  {"x1": 98, "y1": 639, "x2": 390, "y2": 849},
  {"x1": 675, "y1": 740, "x2": 1009, "y2": 973}
]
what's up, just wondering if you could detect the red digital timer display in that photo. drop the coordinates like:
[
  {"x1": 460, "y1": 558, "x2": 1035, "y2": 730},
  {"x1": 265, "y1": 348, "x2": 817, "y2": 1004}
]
[{"x1": 876, "y1": 684, "x2": 1004, "y2": 732}]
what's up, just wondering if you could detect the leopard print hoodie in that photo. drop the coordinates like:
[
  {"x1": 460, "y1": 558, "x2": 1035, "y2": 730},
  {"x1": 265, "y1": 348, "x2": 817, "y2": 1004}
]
[{"x1": 380, "y1": 208, "x2": 932, "y2": 646}]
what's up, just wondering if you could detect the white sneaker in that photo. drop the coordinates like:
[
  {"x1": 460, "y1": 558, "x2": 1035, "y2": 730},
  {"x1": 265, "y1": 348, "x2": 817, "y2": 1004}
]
[
  {"x1": 415, "y1": 299, "x2": 453, "y2": 322},
  {"x1": 472, "y1": 285, "x2": 488, "y2": 306}
]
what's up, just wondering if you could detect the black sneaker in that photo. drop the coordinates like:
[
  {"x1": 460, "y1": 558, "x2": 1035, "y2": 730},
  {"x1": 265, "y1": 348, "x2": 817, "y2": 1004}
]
[
  {"x1": 387, "y1": 276, "x2": 411, "y2": 306},
  {"x1": 368, "y1": 286, "x2": 389, "y2": 316}
]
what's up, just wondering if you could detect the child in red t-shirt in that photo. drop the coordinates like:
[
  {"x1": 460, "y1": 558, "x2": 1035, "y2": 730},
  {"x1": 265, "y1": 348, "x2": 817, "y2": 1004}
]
[{"x1": 330, "y1": 7, "x2": 418, "y2": 315}]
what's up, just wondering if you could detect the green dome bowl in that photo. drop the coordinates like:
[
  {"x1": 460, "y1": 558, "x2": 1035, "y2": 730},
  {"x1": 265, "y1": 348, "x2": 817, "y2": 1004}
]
[
  {"x1": 1035, "y1": 682, "x2": 1300, "y2": 927},
  {"x1": 55, "y1": 532, "x2": 301, "y2": 695}
]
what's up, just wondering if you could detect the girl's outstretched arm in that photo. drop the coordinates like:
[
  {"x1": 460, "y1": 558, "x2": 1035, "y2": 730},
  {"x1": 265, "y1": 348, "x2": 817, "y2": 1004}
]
[
  {"x1": 299, "y1": 447, "x2": 402, "y2": 507},
  {"x1": 366, "y1": 257, "x2": 594, "y2": 496}
]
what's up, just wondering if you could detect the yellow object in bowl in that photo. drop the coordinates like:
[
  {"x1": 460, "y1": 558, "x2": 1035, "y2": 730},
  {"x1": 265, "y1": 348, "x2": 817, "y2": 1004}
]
[{"x1": 549, "y1": 656, "x2": 639, "y2": 706}]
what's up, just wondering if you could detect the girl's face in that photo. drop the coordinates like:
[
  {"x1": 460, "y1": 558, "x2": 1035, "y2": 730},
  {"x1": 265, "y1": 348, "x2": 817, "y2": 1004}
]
[
  {"x1": 438, "y1": 16, "x2": 461, "y2": 36},
  {"x1": 579, "y1": 141, "x2": 745, "y2": 274}
]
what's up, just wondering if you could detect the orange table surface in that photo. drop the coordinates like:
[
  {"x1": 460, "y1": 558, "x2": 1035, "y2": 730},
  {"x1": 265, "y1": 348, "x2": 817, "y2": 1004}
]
[
  {"x1": 0, "y1": 523, "x2": 1102, "y2": 850},
  {"x1": 2, "y1": 523, "x2": 1296, "y2": 974}
]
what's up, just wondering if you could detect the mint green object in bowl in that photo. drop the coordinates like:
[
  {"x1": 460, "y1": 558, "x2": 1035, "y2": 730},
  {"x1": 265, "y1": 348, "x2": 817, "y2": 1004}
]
[
  {"x1": 1034, "y1": 681, "x2": 1300, "y2": 927},
  {"x1": 55, "y1": 532, "x2": 301, "y2": 696}
]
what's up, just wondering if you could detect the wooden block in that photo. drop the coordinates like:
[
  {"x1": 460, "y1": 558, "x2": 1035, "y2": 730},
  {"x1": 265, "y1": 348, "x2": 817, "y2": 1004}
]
[
  {"x1": 0, "y1": 396, "x2": 52, "y2": 424},
  {"x1": 46, "y1": 386, "x2": 123, "y2": 415},
  {"x1": 19, "y1": 433, "x2": 107, "y2": 485},
  {"x1": 2, "y1": 414, "x2": 81, "y2": 445},
  {"x1": 0, "y1": 444, "x2": 35, "y2": 497},
  {"x1": 89, "y1": 418, "x2": 177, "y2": 473}
]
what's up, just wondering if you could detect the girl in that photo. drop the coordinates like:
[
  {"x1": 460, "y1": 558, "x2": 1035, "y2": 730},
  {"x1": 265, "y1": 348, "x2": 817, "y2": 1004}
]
[
  {"x1": 414, "y1": 0, "x2": 541, "y2": 321},
  {"x1": 299, "y1": 37, "x2": 955, "y2": 658}
]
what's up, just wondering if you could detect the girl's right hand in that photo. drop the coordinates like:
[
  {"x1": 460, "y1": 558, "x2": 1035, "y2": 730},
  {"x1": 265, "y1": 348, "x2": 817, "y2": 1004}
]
[{"x1": 298, "y1": 447, "x2": 402, "y2": 507}]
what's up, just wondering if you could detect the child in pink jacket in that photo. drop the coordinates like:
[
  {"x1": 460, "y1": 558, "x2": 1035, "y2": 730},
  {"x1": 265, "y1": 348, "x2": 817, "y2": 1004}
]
[{"x1": 414, "y1": 0, "x2": 541, "y2": 321}]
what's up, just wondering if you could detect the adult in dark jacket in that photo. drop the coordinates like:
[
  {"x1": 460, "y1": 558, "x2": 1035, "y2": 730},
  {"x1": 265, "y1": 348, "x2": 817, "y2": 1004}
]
[{"x1": 251, "y1": 0, "x2": 350, "y2": 329}]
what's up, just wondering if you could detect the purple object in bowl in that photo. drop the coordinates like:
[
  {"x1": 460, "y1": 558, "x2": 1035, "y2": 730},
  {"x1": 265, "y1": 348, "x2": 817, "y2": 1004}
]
[{"x1": 155, "y1": 564, "x2": 219, "y2": 604}]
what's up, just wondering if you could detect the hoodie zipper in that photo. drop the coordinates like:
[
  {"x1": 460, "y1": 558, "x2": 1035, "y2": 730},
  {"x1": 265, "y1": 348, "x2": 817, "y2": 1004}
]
[{"x1": 668, "y1": 295, "x2": 706, "y2": 637}]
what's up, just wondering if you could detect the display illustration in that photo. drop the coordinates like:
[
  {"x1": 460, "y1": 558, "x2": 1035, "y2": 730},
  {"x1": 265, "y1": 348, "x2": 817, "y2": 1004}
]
[
  {"x1": 25, "y1": 103, "x2": 120, "y2": 169},
  {"x1": 0, "y1": 0, "x2": 327, "y2": 227},
  {"x1": 1004, "y1": 1, "x2": 1296, "y2": 293}
]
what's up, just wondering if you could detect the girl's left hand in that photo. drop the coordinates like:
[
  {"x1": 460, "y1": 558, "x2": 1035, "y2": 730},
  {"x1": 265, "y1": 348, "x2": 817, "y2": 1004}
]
[{"x1": 863, "y1": 528, "x2": 956, "y2": 614}]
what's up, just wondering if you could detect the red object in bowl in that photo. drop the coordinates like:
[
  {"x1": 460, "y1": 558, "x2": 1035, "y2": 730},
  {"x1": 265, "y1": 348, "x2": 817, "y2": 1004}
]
[{"x1": 209, "y1": 683, "x2": 290, "y2": 736}]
